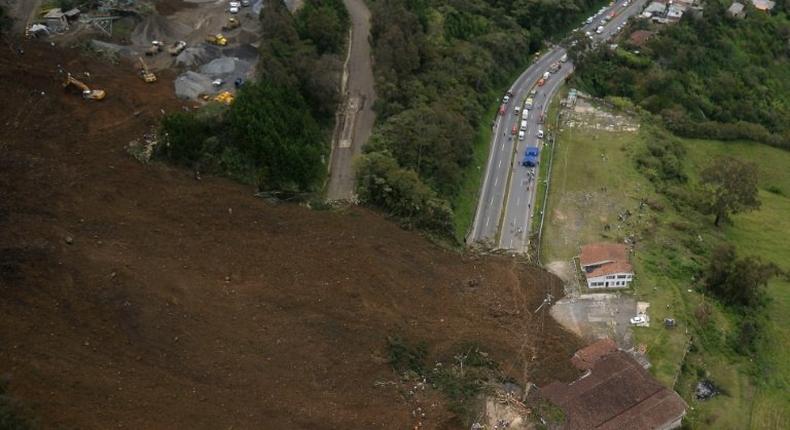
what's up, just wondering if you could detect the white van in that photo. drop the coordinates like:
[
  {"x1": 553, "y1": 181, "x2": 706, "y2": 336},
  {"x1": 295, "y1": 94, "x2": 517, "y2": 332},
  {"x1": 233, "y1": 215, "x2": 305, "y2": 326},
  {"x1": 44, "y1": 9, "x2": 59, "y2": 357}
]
[
  {"x1": 537, "y1": 129, "x2": 544, "y2": 139},
  {"x1": 514, "y1": 106, "x2": 521, "y2": 116},
  {"x1": 521, "y1": 109, "x2": 529, "y2": 120},
  {"x1": 520, "y1": 120, "x2": 528, "y2": 131},
  {"x1": 543, "y1": 71, "x2": 550, "y2": 80},
  {"x1": 596, "y1": 26, "x2": 604, "y2": 34},
  {"x1": 560, "y1": 53, "x2": 568, "y2": 63},
  {"x1": 518, "y1": 130, "x2": 526, "y2": 141}
]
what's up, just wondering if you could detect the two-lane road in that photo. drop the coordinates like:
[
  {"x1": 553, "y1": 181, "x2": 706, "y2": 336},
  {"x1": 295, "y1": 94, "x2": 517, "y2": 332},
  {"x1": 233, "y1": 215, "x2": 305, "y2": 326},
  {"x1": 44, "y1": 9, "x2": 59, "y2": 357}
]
[{"x1": 469, "y1": 0, "x2": 648, "y2": 251}]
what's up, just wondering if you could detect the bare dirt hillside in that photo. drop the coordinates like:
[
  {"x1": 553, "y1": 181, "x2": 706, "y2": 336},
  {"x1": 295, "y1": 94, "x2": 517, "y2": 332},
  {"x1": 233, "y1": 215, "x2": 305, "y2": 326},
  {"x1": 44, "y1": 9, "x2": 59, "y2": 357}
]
[{"x1": 0, "y1": 41, "x2": 581, "y2": 429}]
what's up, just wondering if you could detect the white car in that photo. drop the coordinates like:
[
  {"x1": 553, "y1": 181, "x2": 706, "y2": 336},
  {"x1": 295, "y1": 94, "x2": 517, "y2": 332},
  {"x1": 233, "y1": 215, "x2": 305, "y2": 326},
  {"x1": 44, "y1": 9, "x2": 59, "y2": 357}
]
[
  {"x1": 241, "y1": 0, "x2": 251, "y2": 5},
  {"x1": 229, "y1": 6, "x2": 239, "y2": 13},
  {"x1": 212, "y1": 78, "x2": 224, "y2": 87},
  {"x1": 596, "y1": 26, "x2": 604, "y2": 34},
  {"x1": 586, "y1": 17, "x2": 593, "y2": 24},
  {"x1": 503, "y1": 94, "x2": 510, "y2": 104},
  {"x1": 229, "y1": 1, "x2": 241, "y2": 6},
  {"x1": 514, "y1": 106, "x2": 521, "y2": 116},
  {"x1": 518, "y1": 130, "x2": 526, "y2": 141},
  {"x1": 630, "y1": 315, "x2": 646, "y2": 325},
  {"x1": 537, "y1": 129, "x2": 544, "y2": 139},
  {"x1": 521, "y1": 109, "x2": 529, "y2": 120}
]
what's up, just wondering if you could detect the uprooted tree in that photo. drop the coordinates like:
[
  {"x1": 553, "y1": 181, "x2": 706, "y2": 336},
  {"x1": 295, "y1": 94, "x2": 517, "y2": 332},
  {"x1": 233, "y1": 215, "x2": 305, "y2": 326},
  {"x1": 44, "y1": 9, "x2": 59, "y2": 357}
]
[{"x1": 699, "y1": 156, "x2": 760, "y2": 226}]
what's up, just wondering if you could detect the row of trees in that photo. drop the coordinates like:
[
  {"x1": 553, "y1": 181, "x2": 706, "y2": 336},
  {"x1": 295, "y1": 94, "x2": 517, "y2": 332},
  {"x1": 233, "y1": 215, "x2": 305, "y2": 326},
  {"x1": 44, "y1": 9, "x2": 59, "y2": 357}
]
[
  {"x1": 157, "y1": 0, "x2": 348, "y2": 192},
  {"x1": 572, "y1": 0, "x2": 790, "y2": 148},
  {"x1": 357, "y1": 0, "x2": 608, "y2": 236}
]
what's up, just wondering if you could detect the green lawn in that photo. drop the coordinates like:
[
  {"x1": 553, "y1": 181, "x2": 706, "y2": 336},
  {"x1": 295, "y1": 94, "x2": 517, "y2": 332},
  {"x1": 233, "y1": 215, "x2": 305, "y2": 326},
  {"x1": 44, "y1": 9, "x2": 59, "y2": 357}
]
[{"x1": 541, "y1": 102, "x2": 790, "y2": 428}]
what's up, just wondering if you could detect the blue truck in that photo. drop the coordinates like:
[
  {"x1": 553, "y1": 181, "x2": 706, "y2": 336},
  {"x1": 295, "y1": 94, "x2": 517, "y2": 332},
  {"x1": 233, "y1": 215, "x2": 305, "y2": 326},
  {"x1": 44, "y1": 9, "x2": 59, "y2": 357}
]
[{"x1": 522, "y1": 146, "x2": 540, "y2": 167}]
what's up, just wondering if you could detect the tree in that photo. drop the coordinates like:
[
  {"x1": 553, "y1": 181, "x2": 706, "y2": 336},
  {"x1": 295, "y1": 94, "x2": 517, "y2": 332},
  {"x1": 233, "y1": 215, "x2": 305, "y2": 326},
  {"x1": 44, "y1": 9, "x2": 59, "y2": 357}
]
[
  {"x1": 699, "y1": 156, "x2": 760, "y2": 226},
  {"x1": 705, "y1": 245, "x2": 777, "y2": 309}
]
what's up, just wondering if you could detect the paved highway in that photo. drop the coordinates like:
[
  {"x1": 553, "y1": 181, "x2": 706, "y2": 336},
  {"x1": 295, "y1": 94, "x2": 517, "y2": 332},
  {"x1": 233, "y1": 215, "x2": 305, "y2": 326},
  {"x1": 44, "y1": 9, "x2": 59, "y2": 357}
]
[{"x1": 469, "y1": 0, "x2": 648, "y2": 251}]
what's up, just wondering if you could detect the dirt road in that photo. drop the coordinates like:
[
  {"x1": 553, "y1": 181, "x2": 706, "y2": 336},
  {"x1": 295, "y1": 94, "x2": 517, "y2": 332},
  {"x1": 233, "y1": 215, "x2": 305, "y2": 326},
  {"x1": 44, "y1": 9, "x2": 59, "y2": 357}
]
[
  {"x1": 325, "y1": 0, "x2": 376, "y2": 201},
  {"x1": 2, "y1": 0, "x2": 42, "y2": 34}
]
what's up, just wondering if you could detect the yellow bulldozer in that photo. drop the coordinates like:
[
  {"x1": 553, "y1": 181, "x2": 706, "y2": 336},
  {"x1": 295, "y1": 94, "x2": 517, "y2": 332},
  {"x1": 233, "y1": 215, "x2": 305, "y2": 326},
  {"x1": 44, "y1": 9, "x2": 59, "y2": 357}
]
[
  {"x1": 212, "y1": 91, "x2": 235, "y2": 105},
  {"x1": 63, "y1": 73, "x2": 106, "y2": 100},
  {"x1": 138, "y1": 57, "x2": 157, "y2": 83},
  {"x1": 206, "y1": 33, "x2": 228, "y2": 46}
]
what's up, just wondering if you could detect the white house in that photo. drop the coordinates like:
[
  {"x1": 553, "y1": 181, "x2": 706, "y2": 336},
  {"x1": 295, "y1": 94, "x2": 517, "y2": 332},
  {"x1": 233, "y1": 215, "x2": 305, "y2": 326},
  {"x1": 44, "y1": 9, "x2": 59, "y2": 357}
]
[{"x1": 579, "y1": 243, "x2": 634, "y2": 289}]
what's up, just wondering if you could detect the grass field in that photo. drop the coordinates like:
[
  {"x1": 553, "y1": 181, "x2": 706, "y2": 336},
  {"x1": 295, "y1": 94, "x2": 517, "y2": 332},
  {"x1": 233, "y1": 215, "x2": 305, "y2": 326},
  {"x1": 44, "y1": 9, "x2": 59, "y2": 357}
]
[{"x1": 541, "y1": 99, "x2": 790, "y2": 428}]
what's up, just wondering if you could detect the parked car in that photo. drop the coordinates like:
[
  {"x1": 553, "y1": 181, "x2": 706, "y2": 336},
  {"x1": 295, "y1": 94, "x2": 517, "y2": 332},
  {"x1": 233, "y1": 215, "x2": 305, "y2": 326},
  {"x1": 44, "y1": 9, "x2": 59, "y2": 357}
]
[
  {"x1": 537, "y1": 78, "x2": 546, "y2": 86},
  {"x1": 630, "y1": 315, "x2": 646, "y2": 325},
  {"x1": 503, "y1": 94, "x2": 510, "y2": 104},
  {"x1": 212, "y1": 78, "x2": 224, "y2": 87},
  {"x1": 596, "y1": 26, "x2": 604, "y2": 34},
  {"x1": 514, "y1": 106, "x2": 521, "y2": 116},
  {"x1": 537, "y1": 129, "x2": 544, "y2": 139},
  {"x1": 518, "y1": 130, "x2": 526, "y2": 141}
]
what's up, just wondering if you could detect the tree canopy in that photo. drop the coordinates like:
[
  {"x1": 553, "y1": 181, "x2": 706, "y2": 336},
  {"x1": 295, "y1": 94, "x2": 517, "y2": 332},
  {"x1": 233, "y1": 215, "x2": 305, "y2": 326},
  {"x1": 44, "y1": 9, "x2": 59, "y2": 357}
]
[
  {"x1": 573, "y1": 0, "x2": 790, "y2": 148},
  {"x1": 699, "y1": 156, "x2": 761, "y2": 226},
  {"x1": 705, "y1": 245, "x2": 778, "y2": 310}
]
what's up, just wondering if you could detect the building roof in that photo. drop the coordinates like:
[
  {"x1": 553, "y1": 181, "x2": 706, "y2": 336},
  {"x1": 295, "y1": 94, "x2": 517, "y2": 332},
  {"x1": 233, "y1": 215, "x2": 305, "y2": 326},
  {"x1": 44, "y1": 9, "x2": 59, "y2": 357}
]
[
  {"x1": 571, "y1": 338, "x2": 618, "y2": 370},
  {"x1": 752, "y1": 0, "x2": 776, "y2": 10},
  {"x1": 728, "y1": 2, "x2": 745, "y2": 14},
  {"x1": 579, "y1": 243, "x2": 632, "y2": 278},
  {"x1": 541, "y1": 351, "x2": 687, "y2": 429}
]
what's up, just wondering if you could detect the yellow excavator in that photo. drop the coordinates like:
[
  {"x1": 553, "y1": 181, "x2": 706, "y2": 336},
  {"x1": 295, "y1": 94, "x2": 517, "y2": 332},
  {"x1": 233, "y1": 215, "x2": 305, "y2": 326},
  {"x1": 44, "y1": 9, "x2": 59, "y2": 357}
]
[
  {"x1": 206, "y1": 33, "x2": 228, "y2": 46},
  {"x1": 138, "y1": 57, "x2": 157, "y2": 83},
  {"x1": 63, "y1": 73, "x2": 106, "y2": 100}
]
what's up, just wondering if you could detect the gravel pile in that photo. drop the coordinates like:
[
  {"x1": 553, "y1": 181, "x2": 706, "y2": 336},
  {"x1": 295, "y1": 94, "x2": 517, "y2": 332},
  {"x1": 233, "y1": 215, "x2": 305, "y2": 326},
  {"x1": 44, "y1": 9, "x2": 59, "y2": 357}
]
[{"x1": 174, "y1": 71, "x2": 214, "y2": 100}]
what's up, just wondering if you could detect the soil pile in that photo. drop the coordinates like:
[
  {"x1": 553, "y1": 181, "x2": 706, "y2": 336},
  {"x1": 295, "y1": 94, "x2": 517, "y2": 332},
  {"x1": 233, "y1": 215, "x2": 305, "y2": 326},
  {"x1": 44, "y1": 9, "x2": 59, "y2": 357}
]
[{"x1": 0, "y1": 41, "x2": 581, "y2": 429}]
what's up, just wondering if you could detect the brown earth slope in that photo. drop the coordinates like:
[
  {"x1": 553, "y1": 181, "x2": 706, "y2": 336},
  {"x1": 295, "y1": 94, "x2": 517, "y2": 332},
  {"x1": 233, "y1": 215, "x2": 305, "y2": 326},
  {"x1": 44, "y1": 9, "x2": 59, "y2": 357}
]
[{"x1": 0, "y1": 41, "x2": 581, "y2": 429}]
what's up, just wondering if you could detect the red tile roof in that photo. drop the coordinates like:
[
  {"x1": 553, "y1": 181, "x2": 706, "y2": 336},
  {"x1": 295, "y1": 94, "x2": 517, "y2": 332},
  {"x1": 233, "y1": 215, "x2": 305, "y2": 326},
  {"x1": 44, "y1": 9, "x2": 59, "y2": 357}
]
[
  {"x1": 571, "y1": 338, "x2": 618, "y2": 370},
  {"x1": 541, "y1": 351, "x2": 687, "y2": 429},
  {"x1": 580, "y1": 243, "x2": 632, "y2": 278}
]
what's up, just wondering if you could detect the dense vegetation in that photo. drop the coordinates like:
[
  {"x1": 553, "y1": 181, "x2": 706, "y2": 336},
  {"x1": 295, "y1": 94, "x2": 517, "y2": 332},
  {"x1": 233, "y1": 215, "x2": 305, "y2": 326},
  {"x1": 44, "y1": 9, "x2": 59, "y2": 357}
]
[
  {"x1": 573, "y1": 0, "x2": 790, "y2": 147},
  {"x1": 157, "y1": 0, "x2": 348, "y2": 192},
  {"x1": 357, "y1": 0, "x2": 608, "y2": 237}
]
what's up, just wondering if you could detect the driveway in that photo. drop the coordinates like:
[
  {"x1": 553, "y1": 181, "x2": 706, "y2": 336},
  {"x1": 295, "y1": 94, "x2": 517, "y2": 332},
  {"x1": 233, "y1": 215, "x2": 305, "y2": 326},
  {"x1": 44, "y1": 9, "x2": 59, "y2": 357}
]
[
  {"x1": 550, "y1": 293, "x2": 637, "y2": 349},
  {"x1": 326, "y1": 0, "x2": 376, "y2": 201}
]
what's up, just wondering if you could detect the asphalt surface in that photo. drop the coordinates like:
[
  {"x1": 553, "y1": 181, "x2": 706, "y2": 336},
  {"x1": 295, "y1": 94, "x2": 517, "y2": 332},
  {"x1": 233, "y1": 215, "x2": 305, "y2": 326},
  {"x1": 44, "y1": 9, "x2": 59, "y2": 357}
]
[
  {"x1": 326, "y1": 0, "x2": 376, "y2": 201},
  {"x1": 469, "y1": 0, "x2": 649, "y2": 252}
]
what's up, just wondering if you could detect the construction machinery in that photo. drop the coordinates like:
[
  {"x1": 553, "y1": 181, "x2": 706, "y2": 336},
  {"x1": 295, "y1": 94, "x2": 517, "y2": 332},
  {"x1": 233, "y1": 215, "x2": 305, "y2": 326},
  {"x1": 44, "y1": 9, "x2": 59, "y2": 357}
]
[
  {"x1": 138, "y1": 57, "x2": 157, "y2": 83},
  {"x1": 222, "y1": 17, "x2": 240, "y2": 31},
  {"x1": 168, "y1": 40, "x2": 187, "y2": 56},
  {"x1": 63, "y1": 73, "x2": 106, "y2": 100},
  {"x1": 145, "y1": 40, "x2": 163, "y2": 56},
  {"x1": 213, "y1": 91, "x2": 234, "y2": 105},
  {"x1": 206, "y1": 33, "x2": 228, "y2": 46}
]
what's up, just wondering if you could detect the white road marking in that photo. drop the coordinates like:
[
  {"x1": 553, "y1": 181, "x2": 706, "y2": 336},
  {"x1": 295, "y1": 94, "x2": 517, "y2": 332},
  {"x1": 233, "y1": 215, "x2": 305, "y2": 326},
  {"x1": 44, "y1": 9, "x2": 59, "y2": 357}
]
[
  {"x1": 498, "y1": 159, "x2": 502, "y2": 169},
  {"x1": 517, "y1": 196, "x2": 521, "y2": 206},
  {"x1": 486, "y1": 215, "x2": 490, "y2": 227},
  {"x1": 494, "y1": 177, "x2": 499, "y2": 186}
]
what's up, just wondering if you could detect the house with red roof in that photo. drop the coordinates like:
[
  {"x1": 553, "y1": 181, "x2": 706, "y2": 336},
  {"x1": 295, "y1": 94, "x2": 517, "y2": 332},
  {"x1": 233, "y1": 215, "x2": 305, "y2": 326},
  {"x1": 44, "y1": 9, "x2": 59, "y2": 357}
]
[
  {"x1": 579, "y1": 243, "x2": 633, "y2": 289},
  {"x1": 541, "y1": 350, "x2": 687, "y2": 429}
]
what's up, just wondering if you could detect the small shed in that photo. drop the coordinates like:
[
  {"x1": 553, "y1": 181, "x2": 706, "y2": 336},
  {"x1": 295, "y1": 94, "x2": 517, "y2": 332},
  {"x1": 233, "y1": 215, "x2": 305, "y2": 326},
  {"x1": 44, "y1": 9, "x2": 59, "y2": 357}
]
[
  {"x1": 728, "y1": 2, "x2": 746, "y2": 19},
  {"x1": 63, "y1": 8, "x2": 81, "y2": 21}
]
